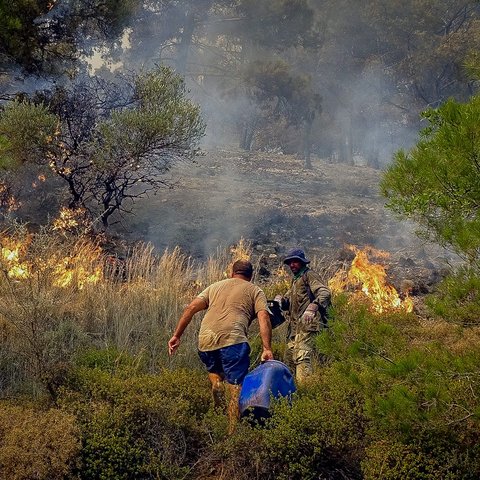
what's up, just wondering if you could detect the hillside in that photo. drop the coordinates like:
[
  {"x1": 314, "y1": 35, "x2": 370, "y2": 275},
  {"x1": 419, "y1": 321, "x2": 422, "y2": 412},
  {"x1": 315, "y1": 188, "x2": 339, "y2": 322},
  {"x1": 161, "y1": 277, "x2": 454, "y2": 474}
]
[{"x1": 126, "y1": 147, "x2": 456, "y2": 294}]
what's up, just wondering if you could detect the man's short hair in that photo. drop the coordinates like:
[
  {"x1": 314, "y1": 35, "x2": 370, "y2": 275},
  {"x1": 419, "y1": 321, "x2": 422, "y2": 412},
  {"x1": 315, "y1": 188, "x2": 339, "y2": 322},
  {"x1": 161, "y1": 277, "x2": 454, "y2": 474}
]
[{"x1": 232, "y1": 259, "x2": 253, "y2": 279}]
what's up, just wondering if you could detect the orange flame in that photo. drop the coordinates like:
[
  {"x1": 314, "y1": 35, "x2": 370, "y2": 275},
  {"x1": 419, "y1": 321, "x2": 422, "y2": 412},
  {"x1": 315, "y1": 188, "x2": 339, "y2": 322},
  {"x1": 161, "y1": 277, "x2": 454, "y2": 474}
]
[
  {"x1": 32, "y1": 174, "x2": 47, "y2": 188},
  {"x1": 329, "y1": 245, "x2": 413, "y2": 313},
  {"x1": 47, "y1": 243, "x2": 103, "y2": 289},
  {"x1": 0, "y1": 236, "x2": 31, "y2": 279},
  {"x1": 52, "y1": 207, "x2": 87, "y2": 232},
  {"x1": 224, "y1": 238, "x2": 251, "y2": 278},
  {"x1": 0, "y1": 233, "x2": 103, "y2": 289}
]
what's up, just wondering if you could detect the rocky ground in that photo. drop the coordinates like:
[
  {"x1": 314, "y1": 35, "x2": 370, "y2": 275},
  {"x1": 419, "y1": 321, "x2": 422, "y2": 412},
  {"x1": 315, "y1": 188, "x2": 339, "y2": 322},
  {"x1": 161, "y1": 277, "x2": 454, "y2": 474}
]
[{"x1": 124, "y1": 147, "x2": 458, "y2": 297}]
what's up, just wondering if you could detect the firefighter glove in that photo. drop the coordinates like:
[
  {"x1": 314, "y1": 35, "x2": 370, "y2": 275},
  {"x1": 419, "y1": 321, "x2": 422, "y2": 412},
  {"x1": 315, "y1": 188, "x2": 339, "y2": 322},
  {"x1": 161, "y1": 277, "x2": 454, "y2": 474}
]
[
  {"x1": 301, "y1": 303, "x2": 318, "y2": 325},
  {"x1": 274, "y1": 294, "x2": 289, "y2": 310}
]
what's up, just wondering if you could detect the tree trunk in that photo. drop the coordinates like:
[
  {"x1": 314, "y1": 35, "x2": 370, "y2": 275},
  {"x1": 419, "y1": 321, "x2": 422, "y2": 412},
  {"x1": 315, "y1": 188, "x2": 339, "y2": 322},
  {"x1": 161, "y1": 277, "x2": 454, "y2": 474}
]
[
  {"x1": 176, "y1": 9, "x2": 196, "y2": 75},
  {"x1": 369, "y1": 131, "x2": 380, "y2": 169},
  {"x1": 340, "y1": 117, "x2": 354, "y2": 165},
  {"x1": 302, "y1": 119, "x2": 313, "y2": 169},
  {"x1": 239, "y1": 117, "x2": 257, "y2": 151}
]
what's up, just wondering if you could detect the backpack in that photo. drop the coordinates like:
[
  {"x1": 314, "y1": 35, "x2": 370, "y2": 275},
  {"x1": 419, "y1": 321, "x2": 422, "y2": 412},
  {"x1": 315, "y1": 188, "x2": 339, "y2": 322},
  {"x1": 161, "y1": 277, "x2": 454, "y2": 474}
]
[{"x1": 266, "y1": 299, "x2": 286, "y2": 329}]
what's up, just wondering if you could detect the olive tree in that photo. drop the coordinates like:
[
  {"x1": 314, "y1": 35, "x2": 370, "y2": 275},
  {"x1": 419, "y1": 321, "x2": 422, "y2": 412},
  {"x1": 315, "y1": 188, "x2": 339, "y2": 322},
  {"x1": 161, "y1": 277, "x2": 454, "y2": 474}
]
[
  {"x1": 0, "y1": 66, "x2": 205, "y2": 228},
  {"x1": 380, "y1": 96, "x2": 480, "y2": 267}
]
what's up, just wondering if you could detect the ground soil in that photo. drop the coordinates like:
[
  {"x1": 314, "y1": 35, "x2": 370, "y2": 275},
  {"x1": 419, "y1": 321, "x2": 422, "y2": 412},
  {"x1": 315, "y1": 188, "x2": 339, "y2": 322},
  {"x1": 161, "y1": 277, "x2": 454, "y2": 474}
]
[{"x1": 124, "y1": 147, "x2": 458, "y2": 296}]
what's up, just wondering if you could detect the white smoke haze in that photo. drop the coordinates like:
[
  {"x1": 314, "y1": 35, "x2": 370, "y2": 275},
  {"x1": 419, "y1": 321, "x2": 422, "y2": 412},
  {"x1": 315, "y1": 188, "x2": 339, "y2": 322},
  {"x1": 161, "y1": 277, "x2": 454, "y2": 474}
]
[
  {"x1": 94, "y1": 3, "x2": 442, "y2": 267},
  {"x1": 0, "y1": 1, "x2": 468, "y2": 271}
]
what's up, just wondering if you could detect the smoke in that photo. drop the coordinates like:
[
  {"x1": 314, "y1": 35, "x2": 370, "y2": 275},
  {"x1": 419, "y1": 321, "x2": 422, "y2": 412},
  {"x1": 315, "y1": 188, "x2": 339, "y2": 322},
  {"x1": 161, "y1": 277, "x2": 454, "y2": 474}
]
[
  {"x1": 317, "y1": 63, "x2": 419, "y2": 168},
  {"x1": 96, "y1": 3, "x2": 428, "y2": 261},
  {"x1": 120, "y1": 153, "x2": 256, "y2": 258},
  {"x1": 1, "y1": 1, "x2": 461, "y2": 270}
]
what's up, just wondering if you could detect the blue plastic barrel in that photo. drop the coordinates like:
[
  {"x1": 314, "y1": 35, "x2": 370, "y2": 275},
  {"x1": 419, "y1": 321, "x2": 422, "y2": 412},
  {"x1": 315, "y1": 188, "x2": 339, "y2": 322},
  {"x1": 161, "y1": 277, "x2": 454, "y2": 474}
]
[{"x1": 239, "y1": 360, "x2": 296, "y2": 421}]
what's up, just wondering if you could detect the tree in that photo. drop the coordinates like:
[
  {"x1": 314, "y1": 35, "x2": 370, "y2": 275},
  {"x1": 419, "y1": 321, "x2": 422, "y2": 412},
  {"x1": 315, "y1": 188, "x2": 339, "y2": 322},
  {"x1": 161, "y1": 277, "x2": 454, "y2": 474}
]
[
  {"x1": 0, "y1": 66, "x2": 205, "y2": 228},
  {"x1": 240, "y1": 60, "x2": 321, "y2": 164},
  {"x1": 303, "y1": 0, "x2": 480, "y2": 166},
  {"x1": 380, "y1": 96, "x2": 480, "y2": 267},
  {"x1": 0, "y1": 0, "x2": 141, "y2": 75},
  {"x1": 364, "y1": 0, "x2": 480, "y2": 108},
  {"x1": 124, "y1": 0, "x2": 321, "y2": 157}
]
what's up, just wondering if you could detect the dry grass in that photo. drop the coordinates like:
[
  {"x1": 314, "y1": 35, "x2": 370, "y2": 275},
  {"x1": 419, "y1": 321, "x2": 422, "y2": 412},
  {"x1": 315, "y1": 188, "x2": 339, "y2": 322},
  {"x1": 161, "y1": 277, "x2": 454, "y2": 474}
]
[
  {"x1": 413, "y1": 318, "x2": 480, "y2": 354},
  {"x1": 0, "y1": 230, "x2": 257, "y2": 395},
  {"x1": 0, "y1": 226, "x2": 477, "y2": 398},
  {"x1": 0, "y1": 402, "x2": 80, "y2": 480}
]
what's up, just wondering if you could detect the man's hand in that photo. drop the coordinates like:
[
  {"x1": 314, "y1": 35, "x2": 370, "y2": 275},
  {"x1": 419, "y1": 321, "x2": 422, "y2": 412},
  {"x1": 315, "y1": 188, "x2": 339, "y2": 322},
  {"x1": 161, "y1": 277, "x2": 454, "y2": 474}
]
[
  {"x1": 261, "y1": 348, "x2": 274, "y2": 361},
  {"x1": 274, "y1": 294, "x2": 289, "y2": 310},
  {"x1": 168, "y1": 298, "x2": 207, "y2": 357},
  {"x1": 301, "y1": 303, "x2": 318, "y2": 325},
  {"x1": 168, "y1": 335, "x2": 180, "y2": 356},
  {"x1": 274, "y1": 294, "x2": 283, "y2": 304}
]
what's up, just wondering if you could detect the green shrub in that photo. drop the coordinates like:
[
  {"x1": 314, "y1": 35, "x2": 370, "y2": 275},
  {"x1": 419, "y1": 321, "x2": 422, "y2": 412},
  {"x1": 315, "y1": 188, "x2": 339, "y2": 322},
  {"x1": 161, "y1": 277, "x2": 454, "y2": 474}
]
[
  {"x1": 313, "y1": 298, "x2": 480, "y2": 476},
  {"x1": 199, "y1": 371, "x2": 367, "y2": 480},
  {"x1": 74, "y1": 346, "x2": 147, "y2": 375},
  {"x1": 59, "y1": 360, "x2": 212, "y2": 479},
  {"x1": 362, "y1": 438, "x2": 480, "y2": 480},
  {"x1": 425, "y1": 268, "x2": 480, "y2": 326}
]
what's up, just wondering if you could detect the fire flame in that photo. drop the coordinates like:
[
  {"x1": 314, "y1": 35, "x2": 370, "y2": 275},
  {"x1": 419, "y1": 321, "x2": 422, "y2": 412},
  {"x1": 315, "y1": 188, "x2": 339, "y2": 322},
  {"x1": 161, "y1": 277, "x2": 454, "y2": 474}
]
[
  {"x1": 225, "y1": 238, "x2": 251, "y2": 278},
  {"x1": 329, "y1": 245, "x2": 413, "y2": 313},
  {"x1": 0, "y1": 233, "x2": 103, "y2": 289},
  {"x1": 1, "y1": 236, "x2": 30, "y2": 279},
  {"x1": 48, "y1": 244, "x2": 103, "y2": 289},
  {"x1": 32, "y1": 174, "x2": 47, "y2": 188},
  {"x1": 52, "y1": 207, "x2": 87, "y2": 232}
]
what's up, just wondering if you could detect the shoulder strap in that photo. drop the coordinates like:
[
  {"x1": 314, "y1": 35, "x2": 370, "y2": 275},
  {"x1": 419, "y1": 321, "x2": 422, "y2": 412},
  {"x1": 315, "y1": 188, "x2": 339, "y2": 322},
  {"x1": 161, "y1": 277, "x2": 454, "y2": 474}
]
[
  {"x1": 302, "y1": 272, "x2": 315, "y2": 303},
  {"x1": 303, "y1": 271, "x2": 330, "y2": 327}
]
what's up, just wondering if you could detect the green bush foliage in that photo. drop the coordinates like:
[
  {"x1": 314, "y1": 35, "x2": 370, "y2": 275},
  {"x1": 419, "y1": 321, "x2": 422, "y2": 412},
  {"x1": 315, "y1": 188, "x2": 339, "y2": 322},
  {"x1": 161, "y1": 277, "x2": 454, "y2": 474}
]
[
  {"x1": 381, "y1": 96, "x2": 480, "y2": 266},
  {"x1": 316, "y1": 298, "x2": 480, "y2": 479},
  {"x1": 58, "y1": 355, "x2": 212, "y2": 479},
  {"x1": 198, "y1": 371, "x2": 366, "y2": 480},
  {"x1": 425, "y1": 268, "x2": 480, "y2": 326},
  {"x1": 362, "y1": 438, "x2": 480, "y2": 480}
]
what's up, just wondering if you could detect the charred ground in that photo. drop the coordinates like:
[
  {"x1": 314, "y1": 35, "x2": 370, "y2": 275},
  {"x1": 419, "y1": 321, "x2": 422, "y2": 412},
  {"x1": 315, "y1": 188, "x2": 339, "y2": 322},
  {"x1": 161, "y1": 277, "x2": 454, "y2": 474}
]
[{"x1": 122, "y1": 148, "x2": 456, "y2": 296}]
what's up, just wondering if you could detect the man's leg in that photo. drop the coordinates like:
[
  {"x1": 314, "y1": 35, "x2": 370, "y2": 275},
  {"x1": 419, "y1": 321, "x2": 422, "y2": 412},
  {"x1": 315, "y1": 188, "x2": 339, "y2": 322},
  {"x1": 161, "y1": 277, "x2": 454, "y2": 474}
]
[
  {"x1": 199, "y1": 350, "x2": 227, "y2": 410},
  {"x1": 284, "y1": 336, "x2": 296, "y2": 374},
  {"x1": 292, "y1": 331, "x2": 315, "y2": 384},
  {"x1": 226, "y1": 382, "x2": 241, "y2": 434},
  {"x1": 220, "y1": 342, "x2": 251, "y2": 434},
  {"x1": 208, "y1": 372, "x2": 226, "y2": 411}
]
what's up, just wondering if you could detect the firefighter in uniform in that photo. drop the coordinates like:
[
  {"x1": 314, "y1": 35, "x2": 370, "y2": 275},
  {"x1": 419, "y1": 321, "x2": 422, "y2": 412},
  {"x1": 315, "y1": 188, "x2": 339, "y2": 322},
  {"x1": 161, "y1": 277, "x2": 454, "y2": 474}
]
[{"x1": 275, "y1": 248, "x2": 331, "y2": 383}]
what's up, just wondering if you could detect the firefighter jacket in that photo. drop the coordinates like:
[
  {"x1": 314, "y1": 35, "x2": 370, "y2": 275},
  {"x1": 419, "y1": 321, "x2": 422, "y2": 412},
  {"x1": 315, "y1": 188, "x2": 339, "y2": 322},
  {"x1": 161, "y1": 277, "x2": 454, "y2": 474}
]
[{"x1": 283, "y1": 268, "x2": 331, "y2": 335}]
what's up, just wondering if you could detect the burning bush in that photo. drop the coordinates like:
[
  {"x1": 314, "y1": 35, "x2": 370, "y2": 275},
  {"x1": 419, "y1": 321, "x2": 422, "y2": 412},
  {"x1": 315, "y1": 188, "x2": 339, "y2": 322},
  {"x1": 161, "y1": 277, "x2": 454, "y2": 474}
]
[
  {"x1": 0, "y1": 66, "x2": 205, "y2": 229},
  {"x1": 329, "y1": 245, "x2": 413, "y2": 313}
]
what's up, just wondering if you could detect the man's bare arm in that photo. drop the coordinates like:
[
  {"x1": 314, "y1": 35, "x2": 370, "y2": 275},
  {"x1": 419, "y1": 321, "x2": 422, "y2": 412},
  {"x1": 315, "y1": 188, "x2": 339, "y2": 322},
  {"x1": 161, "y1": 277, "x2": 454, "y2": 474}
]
[
  {"x1": 168, "y1": 297, "x2": 207, "y2": 355},
  {"x1": 257, "y1": 309, "x2": 273, "y2": 361}
]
